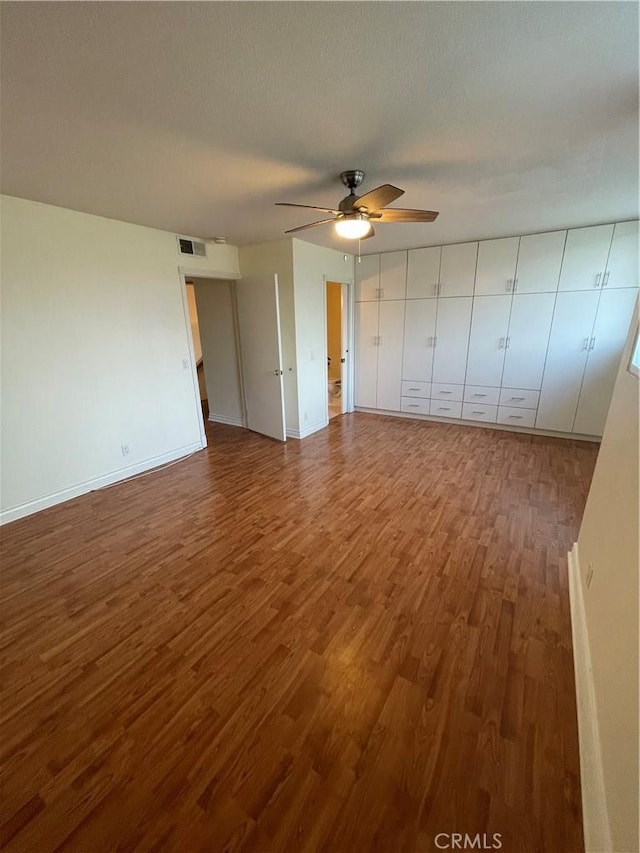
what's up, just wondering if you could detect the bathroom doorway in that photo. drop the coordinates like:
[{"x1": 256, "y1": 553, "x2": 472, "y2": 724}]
[{"x1": 326, "y1": 280, "x2": 347, "y2": 420}]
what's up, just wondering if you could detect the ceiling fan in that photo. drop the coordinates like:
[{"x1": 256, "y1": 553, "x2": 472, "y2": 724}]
[{"x1": 275, "y1": 170, "x2": 439, "y2": 240}]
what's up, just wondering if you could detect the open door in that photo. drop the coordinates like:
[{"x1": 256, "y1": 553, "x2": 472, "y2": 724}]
[{"x1": 235, "y1": 274, "x2": 286, "y2": 441}]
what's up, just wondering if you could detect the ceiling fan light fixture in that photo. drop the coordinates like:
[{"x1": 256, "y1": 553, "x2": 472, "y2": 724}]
[{"x1": 334, "y1": 213, "x2": 371, "y2": 240}]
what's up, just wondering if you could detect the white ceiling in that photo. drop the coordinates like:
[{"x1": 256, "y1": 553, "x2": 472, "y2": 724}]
[{"x1": 1, "y1": 2, "x2": 638, "y2": 253}]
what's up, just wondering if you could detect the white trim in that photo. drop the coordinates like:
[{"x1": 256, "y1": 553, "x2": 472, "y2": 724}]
[
  {"x1": 287, "y1": 417, "x2": 329, "y2": 439},
  {"x1": 0, "y1": 441, "x2": 205, "y2": 526},
  {"x1": 568, "y1": 542, "x2": 613, "y2": 853},
  {"x1": 353, "y1": 407, "x2": 601, "y2": 442},
  {"x1": 179, "y1": 265, "x2": 241, "y2": 280},
  {"x1": 208, "y1": 413, "x2": 246, "y2": 428},
  {"x1": 178, "y1": 272, "x2": 208, "y2": 448}
]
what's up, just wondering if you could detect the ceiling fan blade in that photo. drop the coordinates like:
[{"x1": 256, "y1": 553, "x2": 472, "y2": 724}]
[
  {"x1": 371, "y1": 208, "x2": 439, "y2": 223},
  {"x1": 284, "y1": 218, "x2": 335, "y2": 234},
  {"x1": 353, "y1": 184, "x2": 404, "y2": 212},
  {"x1": 276, "y1": 202, "x2": 339, "y2": 214}
]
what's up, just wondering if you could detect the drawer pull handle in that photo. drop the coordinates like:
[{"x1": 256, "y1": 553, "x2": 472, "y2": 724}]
[
  {"x1": 438, "y1": 407, "x2": 451, "y2": 411},
  {"x1": 510, "y1": 396, "x2": 525, "y2": 401},
  {"x1": 439, "y1": 390, "x2": 452, "y2": 395},
  {"x1": 407, "y1": 404, "x2": 419, "y2": 408},
  {"x1": 473, "y1": 393, "x2": 487, "y2": 397},
  {"x1": 408, "y1": 388, "x2": 420, "y2": 391},
  {"x1": 472, "y1": 410, "x2": 485, "y2": 415},
  {"x1": 508, "y1": 415, "x2": 523, "y2": 419}
]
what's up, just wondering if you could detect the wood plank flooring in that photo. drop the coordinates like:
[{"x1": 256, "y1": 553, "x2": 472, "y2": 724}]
[{"x1": 0, "y1": 414, "x2": 598, "y2": 852}]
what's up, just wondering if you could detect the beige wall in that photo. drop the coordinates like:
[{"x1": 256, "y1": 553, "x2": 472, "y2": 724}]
[
  {"x1": 326, "y1": 282, "x2": 342, "y2": 381},
  {"x1": 577, "y1": 299, "x2": 639, "y2": 852}
]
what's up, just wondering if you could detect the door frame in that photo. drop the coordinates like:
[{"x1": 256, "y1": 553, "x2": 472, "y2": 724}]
[
  {"x1": 324, "y1": 275, "x2": 355, "y2": 419},
  {"x1": 178, "y1": 269, "x2": 208, "y2": 448}
]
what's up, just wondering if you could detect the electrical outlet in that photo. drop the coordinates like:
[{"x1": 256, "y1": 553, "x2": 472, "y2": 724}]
[
  {"x1": 121, "y1": 444, "x2": 130, "y2": 457},
  {"x1": 586, "y1": 562, "x2": 594, "y2": 589}
]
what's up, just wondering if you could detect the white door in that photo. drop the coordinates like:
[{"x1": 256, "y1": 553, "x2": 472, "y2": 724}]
[
  {"x1": 439, "y1": 242, "x2": 478, "y2": 297},
  {"x1": 514, "y1": 230, "x2": 566, "y2": 294},
  {"x1": 376, "y1": 300, "x2": 405, "y2": 410},
  {"x1": 502, "y1": 292, "x2": 556, "y2": 389},
  {"x1": 407, "y1": 246, "x2": 441, "y2": 299},
  {"x1": 475, "y1": 237, "x2": 520, "y2": 296},
  {"x1": 354, "y1": 301, "x2": 379, "y2": 407},
  {"x1": 402, "y1": 298, "x2": 437, "y2": 382},
  {"x1": 379, "y1": 251, "x2": 408, "y2": 300},
  {"x1": 465, "y1": 295, "x2": 512, "y2": 386},
  {"x1": 573, "y1": 288, "x2": 638, "y2": 436},
  {"x1": 604, "y1": 221, "x2": 639, "y2": 289},
  {"x1": 432, "y1": 297, "x2": 473, "y2": 384},
  {"x1": 535, "y1": 290, "x2": 600, "y2": 432},
  {"x1": 558, "y1": 224, "x2": 614, "y2": 291},
  {"x1": 235, "y1": 274, "x2": 286, "y2": 441},
  {"x1": 355, "y1": 254, "x2": 380, "y2": 302}
]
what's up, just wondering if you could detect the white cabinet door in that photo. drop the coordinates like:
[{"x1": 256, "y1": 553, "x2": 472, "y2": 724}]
[
  {"x1": 354, "y1": 301, "x2": 379, "y2": 407},
  {"x1": 376, "y1": 300, "x2": 406, "y2": 410},
  {"x1": 604, "y1": 221, "x2": 639, "y2": 289},
  {"x1": 439, "y1": 242, "x2": 478, "y2": 297},
  {"x1": 573, "y1": 288, "x2": 638, "y2": 436},
  {"x1": 514, "y1": 230, "x2": 566, "y2": 293},
  {"x1": 502, "y1": 292, "x2": 555, "y2": 389},
  {"x1": 558, "y1": 224, "x2": 614, "y2": 292},
  {"x1": 475, "y1": 237, "x2": 520, "y2": 296},
  {"x1": 379, "y1": 251, "x2": 407, "y2": 300},
  {"x1": 402, "y1": 298, "x2": 437, "y2": 382},
  {"x1": 407, "y1": 246, "x2": 441, "y2": 299},
  {"x1": 355, "y1": 254, "x2": 380, "y2": 302},
  {"x1": 535, "y1": 291, "x2": 600, "y2": 432},
  {"x1": 465, "y1": 295, "x2": 512, "y2": 386},
  {"x1": 432, "y1": 297, "x2": 473, "y2": 384}
]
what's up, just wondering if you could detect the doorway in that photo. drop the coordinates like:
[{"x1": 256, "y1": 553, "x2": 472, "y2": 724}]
[
  {"x1": 185, "y1": 281, "x2": 208, "y2": 419},
  {"x1": 326, "y1": 280, "x2": 349, "y2": 420}
]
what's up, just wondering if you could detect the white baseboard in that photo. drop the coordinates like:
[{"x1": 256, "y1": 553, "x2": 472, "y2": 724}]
[
  {"x1": 287, "y1": 418, "x2": 329, "y2": 440},
  {"x1": 208, "y1": 413, "x2": 246, "y2": 428},
  {"x1": 354, "y1": 407, "x2": 601, "y2": 442},
  {"x1": 568, "y1": 542, "x2": 612, "y2": 853},
  {"x1": 0, "y1": 440, "x2": 205, "y2": 526}
]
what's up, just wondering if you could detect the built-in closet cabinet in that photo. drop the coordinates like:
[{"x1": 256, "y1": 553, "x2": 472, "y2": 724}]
[
  {"x1": 557, "y1": 224, "x2": 615, "y2": 291},
  {"x1": 355, "y1": 219, "x2": 638, "y2": 438},
  {"x1": 406, "y1": 247, "x2": 441, "y2": 298},
  {"x1": 501, "y1": 293, "x2": 556, "y2": 389},
  {"x1": 474, "y1": 237, "x2": 519, "y2": 296},
  {"x1": 438, "y1": 242, "x2": 478, "y2": 297},
  {"x1": 535, "y1": 291, "x2": 601, "y2": 432},
  {"x1": 354, "y1": 299, "x2": 405, "y2": 410},
  {"x1": 355, "y1": 254, "x2": 380, "y2": 301},
  {"x1": 513, "y1": 230, "x2": 566, "y2": 293},
  {"x1": 572, "y1": 287, "x2": 639, "y2": 435},
  {"x1": 402, "y1": 299, "x2": 437, "y2": 382}
]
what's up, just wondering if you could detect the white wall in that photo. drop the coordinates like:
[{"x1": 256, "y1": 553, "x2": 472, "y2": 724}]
[
  {"x1": 237, "y1": 240, "x2": 299, "y2": 435},
  {"x1": 193, "y1": 278, "x2": 244, "y2": 427},
  {"x1": 0, "y1": 195, "x2": 239, "y2": 523},
  {"x1": 575, "y1": 300, "x2": 639, "y2": 852},
  {"x1": 291, "y1": 239, "x2": 354, "y2": 436}
]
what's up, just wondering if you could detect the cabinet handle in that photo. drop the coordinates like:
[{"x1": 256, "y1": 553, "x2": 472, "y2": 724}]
[
  {"x1": 408, "y1": 387, "x2": 420, "y2": 391},
  {"x1": 433, "y1": 335, "x2": 437, "y2": 347},
  {"x1": 499, "y1": 337, "x2": 506, "y2": 349},
  {"x1": 513, "y1": 278, "x2": 518, "y2": 292},
  {"x1": 506, "y1": 280, "x2": 512, "y2": 293},
  {"x1": 510, "y1": 396, "x2": 525, "y2": 401},
  {"x1": 589, "y1": 337, "x2": 596, "y2": 350},
  {"x1": 374, "y1": 336, "x2": 382, "y2": 346},
  {"x1": 439, "y1": 390, "x2": 452, "y2": 395},
  {"x1": 433, "y1": 283, "x2": 439, "y2": 295},
  {"x1": 437, "y1": 283, "x2": 442, "y2": 295},
  {"x1": 582, "y1": 337, "x2": 590, "y2": 350},
  {"x1": 379, "y1": 287, "x2": 384, "y2": 299},
  {"x1": 603, "y1": 271, "x2": 610, "y2": 287},
  {"x1": 407, "y1": 404, "x2": 419, "y2": 408},
  {"x1": 508, "y1": 415, "x2": 523, "y2": 419},
  {"x1": 505, "y1": 336, "x2": 511, "y2": 349},
  {"x1": 427, "y1": 336, "x2": 434, "y2": 347},
  {"x1": 438, "y1": 406, "x2": 451, "y2": 411},
  {"x1": 472, "y1": 410, "x2": 485, "y2": 415},
  {"x1": 595, "y1": 272, "x2": 602, "y2": 288},
  {"x1": 473, "y1": 393, "x2": 487, "y2": 397}
]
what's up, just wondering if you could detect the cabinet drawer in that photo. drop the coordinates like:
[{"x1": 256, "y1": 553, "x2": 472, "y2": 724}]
[
  {"x1": 462, "y1": 403, "x2": 498, "y2": 423},
  {"x1": 430, "y1": 382, "x2": 464, "y2": 402},
  {"x1": 429, "y1": 399, "x2": 462, "y2": 419},
  {"x1": 497, "y1": 406, "x2": 536, "y2": 427},
  {"x1": 401, "y1": 397, "x2": 430, "y2": 415},
  {"x1": 401, "y1": 380, "x2": 431, "y2": 398},
  {"x1": 463, "y1": 385, "x2": 500, "y2": 405},
  {"x1": 499, "y1": 388, "x2": 540, "y2": 408}
]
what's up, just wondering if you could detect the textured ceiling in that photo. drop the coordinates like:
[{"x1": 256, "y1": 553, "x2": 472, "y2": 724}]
[{"x1": 1, "y1": 2, "x2": 638, "y2": 253}]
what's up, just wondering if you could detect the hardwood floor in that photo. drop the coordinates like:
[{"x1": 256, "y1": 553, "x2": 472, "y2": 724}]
[{"x1": 0, "y1": 414, "x2": 598, "y2": 852}]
